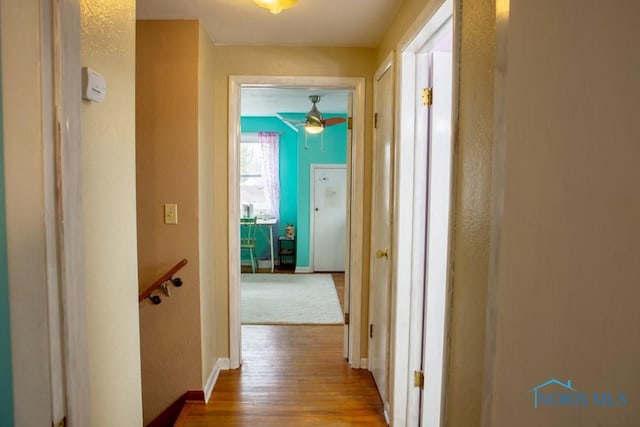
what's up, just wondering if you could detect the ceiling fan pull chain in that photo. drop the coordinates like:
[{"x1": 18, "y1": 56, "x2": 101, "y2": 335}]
[
  {"x1": 304, "y1": 132, "x2": 309, "y2": 150},
  {"x1": 320, "y1": 132, "x2": 324, "y2": 152}
]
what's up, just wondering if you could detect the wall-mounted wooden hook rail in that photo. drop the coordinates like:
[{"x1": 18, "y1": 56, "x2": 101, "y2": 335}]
[{"x1": 139, "y1": 258, "x2": 188, "y2": 304}]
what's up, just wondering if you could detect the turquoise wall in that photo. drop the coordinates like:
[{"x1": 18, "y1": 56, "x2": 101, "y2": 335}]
[
  {"x1": 293, "y1": 114, "x2": 347, "y2": 268},
  {"x1": 239, "y1": 115, "x2": 347, "y2": 269},
  {"x1": 240, "y1": 117, "x2": 299, "y2": 259},
  {"x1": 0, "y1": 45, "x2": 15, "y2": 425}
]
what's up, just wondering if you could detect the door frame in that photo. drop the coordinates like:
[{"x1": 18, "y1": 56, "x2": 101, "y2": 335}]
[
  {"x1": 309, "y1": 163, "x2": 347, "y2": 273},
  {"x1": 389, "y1": 0, "x2": 458, "y2": 425},
  {"x1": 368, "y1": 55, "x2": 395, "y2": 421},
  {"x1": 2, "y1": 0, "x2": 90, "y2": 424},
  {"x1": 228, "y1": 76, "x2": 366, "y2": 369}
]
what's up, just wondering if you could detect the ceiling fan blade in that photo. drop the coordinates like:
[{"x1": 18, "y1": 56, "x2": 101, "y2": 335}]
[{"x1": 322, "y1": 117, "x2": 346, "y2": 126}]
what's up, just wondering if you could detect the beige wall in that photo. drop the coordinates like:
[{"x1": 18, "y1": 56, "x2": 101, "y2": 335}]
[
  {"x1": 80, "y1": 0, "x2": 143, "y2": 425},
  {"x1": 198, "y1": 25, "x2": 218, "y2": 387},
  {"x1": 485, "y1": 1, "x2": 640, "y2": 425},
  {"x1": 212, "y1": 45, "x2": 376, "y2": 356},
  {"x1": 445, "y1": 0, "x2": 495, "y2": 425},
  {"x1": 1, "y1": 0, "x2": 53, "y2": 424},
  {"x1": 377, "y1": 0, "x2": 439, "y2": 63},
  {"x1": 136, "y1": 20, "x2": 203, "y2": 423}
]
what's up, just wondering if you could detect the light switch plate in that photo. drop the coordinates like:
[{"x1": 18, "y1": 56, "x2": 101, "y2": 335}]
[{"x1": 164, "y1": 204, "x2": 178, "y2": 224}]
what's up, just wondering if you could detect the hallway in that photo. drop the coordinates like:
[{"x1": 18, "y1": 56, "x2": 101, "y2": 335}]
[
  {"x1": 176, "y1": 325, "x2": 386, "y2": 426},
  {"x1": 175, "y1": 273, "x2": 386, "y2": 426}
]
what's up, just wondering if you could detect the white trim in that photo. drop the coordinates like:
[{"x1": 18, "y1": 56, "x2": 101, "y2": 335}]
[
  {"x1": 229, "y1": 78, "x2": 242, "y2": 369},
  {"x1": 203, "y1": 358, "x2": 230, "y2": 403},
  {"x1": 359, "y1": 358, "x2": 368, "y2": 369},
  {"x1": 294, "y1": 266, "x2": 312, "y2": 274},
  {"x1": 42, "y1": 0, "x2": 65, "y2": 422},
  {"x1": 309, "y1": 163, "x2": 347, "y2": 273},
  {"x1": 55, "y1": 0, "x2": 91, "y2": 424},
  {"x1": 390, "y1": 1, "x2": 456, "y2": 426},
  {"x1": 229, "y1": 76, "x2": 365, "y2": 370},
  {"x1": 384, "y1": 403, "x2": 391, "y2": 426}
]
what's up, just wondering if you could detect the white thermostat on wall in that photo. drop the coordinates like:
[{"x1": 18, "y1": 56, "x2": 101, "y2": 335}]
[{"x1": 82, "y1": 67, "x2": 106, "y2": 103}]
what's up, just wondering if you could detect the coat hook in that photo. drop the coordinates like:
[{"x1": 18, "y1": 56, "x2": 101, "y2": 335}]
[{"x1": 160, "y1": 283, "x2": 171, "y2": 297}]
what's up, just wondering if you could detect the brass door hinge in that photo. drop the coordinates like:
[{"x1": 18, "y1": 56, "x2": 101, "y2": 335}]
[
  {"x1": 374, "y1": 113, "x2": 378, "y2": 128},
  {"x1": 348, "y1": 116, "x2": 353, "y2": 130},
  {"x1": 414, "y1": 370, "x2": 424, "y2": 389},
  {"x1": 422, "y1": 87, "x2": 433, "y2": 106},
  {"x1": 369, "y1": 324, "x2": 374, "y2": 339},
  {"x1": 344, "y1": 312, "x2": 350, "y2": 325}
]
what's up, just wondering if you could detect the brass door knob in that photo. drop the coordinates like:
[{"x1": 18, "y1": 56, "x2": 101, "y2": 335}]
[{"x1": 375, "y1": 249, "x2": 389, "y2": 259}]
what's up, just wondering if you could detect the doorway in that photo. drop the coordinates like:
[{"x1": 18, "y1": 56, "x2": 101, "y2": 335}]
[
  {"x1": 228, "y1": 76, "x2": 366, "y2": 369},
  {"x1": 390, "y1": 0, "x2": 456, "y2": 425}
]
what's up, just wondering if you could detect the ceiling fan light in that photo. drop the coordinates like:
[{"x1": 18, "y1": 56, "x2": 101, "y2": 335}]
[
  {"x1": 305, "y1": 124, "x2": 324, "y2": 134},
  {"x1": 253, "y1": 0, "x2": 298, "y2": 14}
]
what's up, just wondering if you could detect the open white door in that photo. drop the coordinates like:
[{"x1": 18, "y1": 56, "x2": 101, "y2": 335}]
[
  {"x1": 420, "y1": 49, "x2": 454, "y2": 427},
  {"x1": 369, "y1": 61, "x2": 394, "y2": 410},
  {"x1": 391, "y1": 1, "x2": 455, "y2": 424}
]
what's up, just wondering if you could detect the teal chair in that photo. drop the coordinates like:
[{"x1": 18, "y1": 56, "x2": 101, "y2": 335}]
[{"x1": 240, "y1": 217, "x2": 258, "y2": 273}]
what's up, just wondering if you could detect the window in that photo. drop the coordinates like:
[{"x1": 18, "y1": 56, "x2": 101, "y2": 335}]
[
  {"x1": 240, "y1": 138, "x2": 267, "y2": 214},
  {"x1": 240, "y1": 132, "x2": 280, "y2": 219}
]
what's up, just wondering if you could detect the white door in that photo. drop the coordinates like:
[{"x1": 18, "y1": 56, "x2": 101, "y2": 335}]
[
  {"x1": 312, "y1": 165, "x2": 347, "y2": 271},
  {"x1": 369, "y1": 64, "x2": 393, "y2": 403},
  {"x1": 420, "y1": 50, "x2": 454, "y2": 427}
]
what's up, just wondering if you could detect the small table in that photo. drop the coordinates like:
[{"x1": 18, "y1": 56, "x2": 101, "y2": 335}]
[
  {"x1": 278, "y1": 236, "x2": 296, "y2": 270},
  {"x1": 256, "y1": 217, "x2": 277, "y2": 272}
]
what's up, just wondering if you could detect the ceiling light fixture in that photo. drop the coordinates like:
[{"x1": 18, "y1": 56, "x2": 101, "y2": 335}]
[
  {"x1": 253, "y1": 0, "x2": 298, "y2": 14},
  {"x1": 304, "y1": 123, "x2": 324, "y2": 134}
]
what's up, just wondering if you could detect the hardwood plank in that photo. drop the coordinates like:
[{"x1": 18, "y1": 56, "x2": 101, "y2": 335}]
[{"x1": 176, "y1": 275, "x2": 385, "y2": 427}]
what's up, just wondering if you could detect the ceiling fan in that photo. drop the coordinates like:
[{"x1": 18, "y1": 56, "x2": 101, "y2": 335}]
[{"x1": 288, "y1": 95, "x2": 346, "y2": 134}]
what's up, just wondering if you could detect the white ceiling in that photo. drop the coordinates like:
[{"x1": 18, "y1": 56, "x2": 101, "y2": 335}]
[
  {"x1": 241, "y1": 88, "x2": 349, "y2": 116},
  {"x1": 136, "y1": 0, "x2": 402, "y2": 116},
  {"x1": 136, "y1": 0, "x2": 404, "y2": 47}
]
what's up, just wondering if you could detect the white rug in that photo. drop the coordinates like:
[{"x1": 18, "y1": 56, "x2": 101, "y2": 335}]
[{"x1": 241, "y1": 274, "x2": 344, "y2": 325}]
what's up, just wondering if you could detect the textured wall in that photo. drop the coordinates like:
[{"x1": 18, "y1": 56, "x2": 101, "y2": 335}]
[
  {"x1": 136, "y1": 20, "x2": 203, "y2": 424},
  {"x1": 80, "y1": 0, "x2": 143, "y2": 425},
  {"x1": 445, "y1": 0, "x2": 495, "y2": 425},
  {"x1": 485, "y1": 1, "x2": 640, "y2": 425}
]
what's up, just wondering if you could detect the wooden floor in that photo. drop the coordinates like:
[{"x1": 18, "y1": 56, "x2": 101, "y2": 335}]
[{"x1": 175, "y1": 273, "x2": 386, "y2": 427}]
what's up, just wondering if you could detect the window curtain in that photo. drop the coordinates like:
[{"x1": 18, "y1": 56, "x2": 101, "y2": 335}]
[{"x1": 258, "y1": 132, "x2": 280, "y2": 220}]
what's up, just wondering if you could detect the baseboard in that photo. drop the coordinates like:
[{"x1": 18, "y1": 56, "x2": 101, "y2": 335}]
[
  {"x1": 203, "y1": 358, "x2": 231, "y2": 403},
  {"x1": 384, "y1": 401, "x2": 391, "y2": 425},
  {"x1": 295, "y1": 266, "x2": 312, "y2": 273},
  {"x1": 360, "y1": 358, "x2": 368, "y2": 369},
  {"x1": 146, "y1": 390, "x2": 205, "y2": 427}
]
